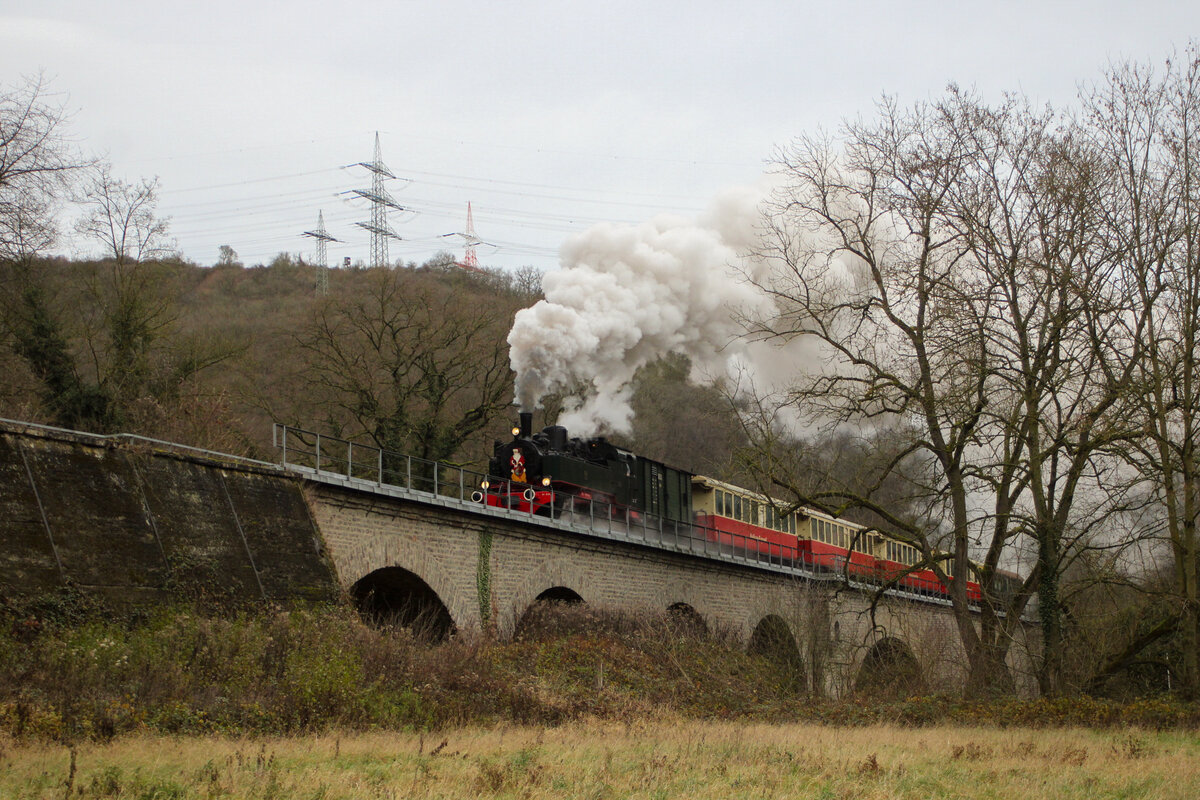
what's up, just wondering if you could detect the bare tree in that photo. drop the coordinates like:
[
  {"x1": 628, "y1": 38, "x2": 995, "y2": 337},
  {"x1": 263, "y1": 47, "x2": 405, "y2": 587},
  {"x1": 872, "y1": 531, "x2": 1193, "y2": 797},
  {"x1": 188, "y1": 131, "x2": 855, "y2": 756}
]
[
  {"x1": 944, "y1": 95, "x2": 1145, "y2": 695},
  {"x1": 1080, "y1": 48, "x2": 1200, "y2": 699},
  {"x1": 216, "y1": 245, "x2": 240, "y2": 267},
  {"x1": 73, "y1": 164, "x2": 174, "y2": 264},
  {"x1": 746, "y1": 95, "x2": 1007, "y2": 695},
  {"x1": 297, "y1": 268, "x2": 516, "y2": 464},
  {"x1": 745, "y1": 88, "x2": 1142, "y2": 696},
  {"x1": 0, "y1": 74, "x2": 84, "y2": 259}
]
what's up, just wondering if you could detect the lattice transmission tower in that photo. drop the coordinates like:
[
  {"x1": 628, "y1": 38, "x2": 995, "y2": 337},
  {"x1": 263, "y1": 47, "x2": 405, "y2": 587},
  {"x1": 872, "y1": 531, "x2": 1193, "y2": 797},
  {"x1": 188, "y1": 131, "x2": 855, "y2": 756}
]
[
  {"x1": 302, "y1": 210, "x2": 339, "y2": 295},
  {"x1": 443, "y1": 201, "x2": 486, "y2": 272},
  {"x1": 353, "y1": 132, "x2": 404, "y2": 268}
]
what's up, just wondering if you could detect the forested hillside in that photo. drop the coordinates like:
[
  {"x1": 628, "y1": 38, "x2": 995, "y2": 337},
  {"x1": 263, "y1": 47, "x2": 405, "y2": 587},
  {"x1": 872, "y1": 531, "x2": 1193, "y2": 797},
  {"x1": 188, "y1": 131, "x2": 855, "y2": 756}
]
[{"x1": 0, "y1": 255, "x2": 749, "y2": 476}]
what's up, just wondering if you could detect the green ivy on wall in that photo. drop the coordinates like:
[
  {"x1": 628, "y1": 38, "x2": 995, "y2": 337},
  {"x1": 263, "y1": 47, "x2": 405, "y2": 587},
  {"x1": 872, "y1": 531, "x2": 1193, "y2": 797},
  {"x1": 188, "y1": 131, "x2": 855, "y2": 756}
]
[{"x1": 476, "y1": 529, "x2": 493, "y2": 625}]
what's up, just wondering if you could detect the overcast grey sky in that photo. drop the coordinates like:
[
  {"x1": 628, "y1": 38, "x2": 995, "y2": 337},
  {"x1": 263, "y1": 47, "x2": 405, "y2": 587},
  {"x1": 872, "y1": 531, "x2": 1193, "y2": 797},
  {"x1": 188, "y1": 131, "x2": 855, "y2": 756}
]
[{"x1": 4, "y1": 1, "x2": 1198, "y2": 272}]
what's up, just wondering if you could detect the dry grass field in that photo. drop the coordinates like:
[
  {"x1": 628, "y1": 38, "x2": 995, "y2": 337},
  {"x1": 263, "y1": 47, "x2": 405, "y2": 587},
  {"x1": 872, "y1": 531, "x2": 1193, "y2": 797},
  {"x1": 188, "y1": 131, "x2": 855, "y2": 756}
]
[{"x1": 4, "y1": 720, "x2": 1200, "y2": 799}]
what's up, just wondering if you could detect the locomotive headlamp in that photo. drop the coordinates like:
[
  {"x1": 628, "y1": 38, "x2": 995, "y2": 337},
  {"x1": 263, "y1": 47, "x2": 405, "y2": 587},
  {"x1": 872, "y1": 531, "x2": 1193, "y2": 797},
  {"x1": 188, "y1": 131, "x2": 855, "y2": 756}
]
[
  {"x1": 480, "y1": 480, "x2": 490, "y2": 489},
  {"x1": 541, "y1": 477, "x2": 551, "y2": 486},
  {"x1": 511, "y1": 426, "x2": 521, "y2": 437}
]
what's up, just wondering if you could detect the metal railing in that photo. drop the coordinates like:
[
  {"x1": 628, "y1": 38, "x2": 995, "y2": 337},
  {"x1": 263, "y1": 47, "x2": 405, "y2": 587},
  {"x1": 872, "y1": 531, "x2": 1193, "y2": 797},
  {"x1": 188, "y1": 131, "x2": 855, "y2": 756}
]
[
  {"x1": 273, "y1": 424, "x2": 988, "y2": 610},
  {"x1": 274, "y1": 424, "x2": 488, "y2": 502}
]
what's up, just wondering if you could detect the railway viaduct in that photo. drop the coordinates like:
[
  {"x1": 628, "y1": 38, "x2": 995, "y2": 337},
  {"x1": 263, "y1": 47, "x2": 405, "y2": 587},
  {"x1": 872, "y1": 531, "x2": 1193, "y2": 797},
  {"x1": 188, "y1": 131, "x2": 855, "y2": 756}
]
[{"x1": 0, "y1": 419, "x2": 1039, "y2": 698}]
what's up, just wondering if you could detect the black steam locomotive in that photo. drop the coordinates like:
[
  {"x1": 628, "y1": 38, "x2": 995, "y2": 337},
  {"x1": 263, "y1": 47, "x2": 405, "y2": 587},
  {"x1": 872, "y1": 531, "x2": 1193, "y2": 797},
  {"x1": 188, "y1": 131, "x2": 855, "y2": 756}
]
[{"x1": 473, "y1": 412, "x2": 692, "y2": 525}]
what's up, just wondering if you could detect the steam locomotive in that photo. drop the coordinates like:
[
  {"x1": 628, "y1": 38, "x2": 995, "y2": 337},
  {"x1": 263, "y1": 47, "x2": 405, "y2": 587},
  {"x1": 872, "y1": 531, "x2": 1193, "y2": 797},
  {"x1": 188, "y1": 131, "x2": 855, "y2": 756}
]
[
  {"x1": 473, "y1": 412, "x2": 692, "y2": 525},
  {"x1": 474, "y1": 413, "x2": 992, "y2": 604}
]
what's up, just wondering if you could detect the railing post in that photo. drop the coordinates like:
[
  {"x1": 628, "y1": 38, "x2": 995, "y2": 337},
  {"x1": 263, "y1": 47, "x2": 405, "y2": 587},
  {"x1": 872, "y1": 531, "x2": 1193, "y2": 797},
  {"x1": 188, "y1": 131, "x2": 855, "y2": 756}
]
[
  {"x1": 406, "y1": 456, "x2": 412, "y2": 491},
  {"x1": 378, "y1": 447, "x2": 383, "y2": 486},
  {"x1": 347, "y1": 442, "x2": 353, "y2": 480},
  {"x1": 315, "y1": 433, "x2": 321, "y2": 473}
]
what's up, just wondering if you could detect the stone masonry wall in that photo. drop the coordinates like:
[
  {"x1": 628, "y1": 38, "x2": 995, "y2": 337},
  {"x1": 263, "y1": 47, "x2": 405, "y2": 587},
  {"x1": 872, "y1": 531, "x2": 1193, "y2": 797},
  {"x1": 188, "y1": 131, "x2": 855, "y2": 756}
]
[
  {"x1": 308, "y1": 482, "x2": 1039, "y2": 697},
  {"x1": 0, "y1": 421, "x2": 338, "y2": 607}
]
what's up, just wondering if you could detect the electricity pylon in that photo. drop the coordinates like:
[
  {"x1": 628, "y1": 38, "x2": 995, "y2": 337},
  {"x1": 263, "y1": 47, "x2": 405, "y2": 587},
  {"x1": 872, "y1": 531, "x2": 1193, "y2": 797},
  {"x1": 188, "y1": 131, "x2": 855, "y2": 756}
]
[
  {"x1": 353, "y1": 132, "x2": 404, "y2": 268},
  {"x1": 442, "y1": 201, "x2": 489, "y2": 272},
  {"x1": 302, "y1": 210, "x2": 339, "y2": 295}
]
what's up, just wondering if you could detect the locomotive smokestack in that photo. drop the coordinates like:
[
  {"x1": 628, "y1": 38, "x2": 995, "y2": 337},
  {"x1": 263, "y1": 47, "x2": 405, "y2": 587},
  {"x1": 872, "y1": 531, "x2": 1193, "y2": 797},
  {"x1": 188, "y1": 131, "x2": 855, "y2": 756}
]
[{"x1": 518, "y1": 411, "x2": 533, "y2": 439}]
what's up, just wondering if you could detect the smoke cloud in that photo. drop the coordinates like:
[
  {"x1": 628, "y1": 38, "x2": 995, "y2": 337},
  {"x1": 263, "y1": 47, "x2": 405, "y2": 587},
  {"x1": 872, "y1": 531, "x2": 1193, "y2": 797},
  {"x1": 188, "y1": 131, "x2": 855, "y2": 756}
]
[{"x1": 508, "y1": 183, "x2": 786, "y2": 435}]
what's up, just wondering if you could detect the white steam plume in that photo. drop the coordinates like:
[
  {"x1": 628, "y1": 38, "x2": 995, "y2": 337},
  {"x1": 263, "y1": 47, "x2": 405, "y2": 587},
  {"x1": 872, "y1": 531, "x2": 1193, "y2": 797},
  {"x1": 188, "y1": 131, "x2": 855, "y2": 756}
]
[{"x1": 508, "y1": 184, "x2": 785, "y2": 435}]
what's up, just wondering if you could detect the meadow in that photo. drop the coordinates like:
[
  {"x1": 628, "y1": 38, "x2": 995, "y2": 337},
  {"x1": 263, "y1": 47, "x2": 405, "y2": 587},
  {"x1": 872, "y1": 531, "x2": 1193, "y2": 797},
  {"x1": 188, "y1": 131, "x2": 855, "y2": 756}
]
[
  {"x1": 4, "y1": 720, "x2": 1200, "y2": 799},
  {"x1": 5, "y1": 601, "x2": 1200, "y2": 798}
]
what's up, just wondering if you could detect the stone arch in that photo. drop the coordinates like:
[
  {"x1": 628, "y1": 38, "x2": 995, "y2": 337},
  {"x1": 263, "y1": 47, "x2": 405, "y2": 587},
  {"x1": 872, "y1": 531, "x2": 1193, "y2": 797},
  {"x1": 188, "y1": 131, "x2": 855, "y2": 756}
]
[
  {"x1": 855, "y1": 636, "x2": 923, "y2": 697},
  {"x1": 535, "y1": 586, "x2": 585, "y2": 603},
  {"x1": 515, "y1": 585, "x2": 587, "y2": 639},
  {"x1": 656, "y1": 576, "x2": 722, "y2": 632},
  {"x1": 748, "y1": 614, "x2": 806, "y2": 688},
  {"x1": 329, "y1": 505, "x2": 476, "y2": 632},
  {"x1": 351, "y1": 566, "x2": 455, "y2": 641},
  {"x1": 503, "y1": 556, "x2": 593, "y2": 637},
  {"x1": 666, "y1": 602, "x2": 708, "y2": 636}
]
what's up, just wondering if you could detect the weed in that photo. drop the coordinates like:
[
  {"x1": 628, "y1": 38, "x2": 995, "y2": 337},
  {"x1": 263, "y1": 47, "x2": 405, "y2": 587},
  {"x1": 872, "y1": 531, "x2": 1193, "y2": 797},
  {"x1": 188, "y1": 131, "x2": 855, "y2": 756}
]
[
  {"x1": 1056, "y1": 746, "x2": 1088, "y2": 766},
  {"x1": 951, "y1": 742, "x2": 992, "y2": 761},
  {"x1": 62, "y1": 745, "x2": 76, "y2": 798},
  {"x1": 87, "y1": 766, "x2": 123, "y2": 798},
  {"x1": 1112, "y1": 733, "x2": 1152, "y2": 760},
  {"x1": 4, "y1": 600, "x2": 1200, "y2": 743}
]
